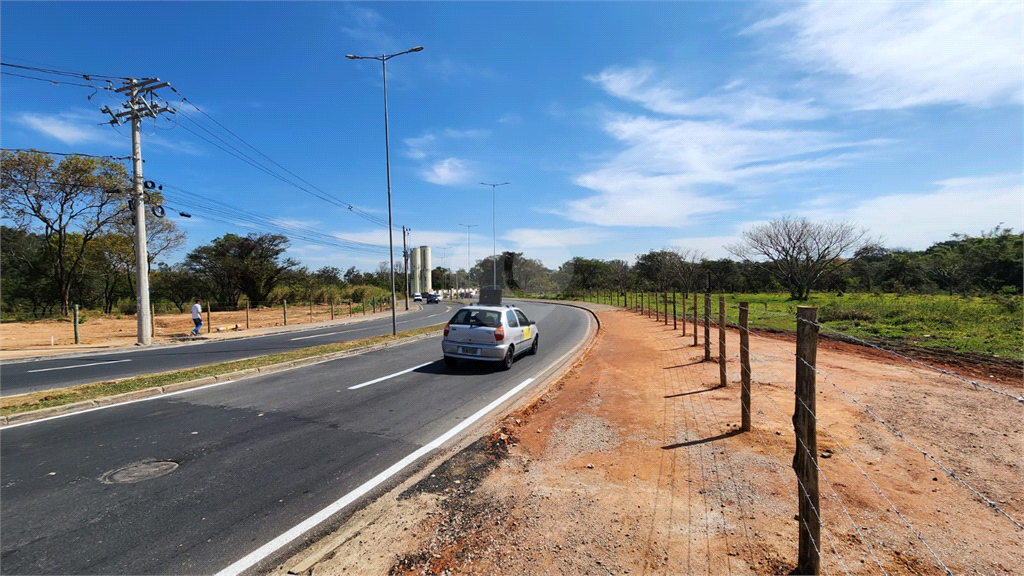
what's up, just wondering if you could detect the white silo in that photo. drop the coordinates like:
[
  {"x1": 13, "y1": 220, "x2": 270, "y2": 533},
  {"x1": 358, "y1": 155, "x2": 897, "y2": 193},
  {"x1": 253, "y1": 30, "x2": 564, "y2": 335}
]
[
  {"x1": 410, "y1": 247, "x2": 421, "y2": 294},
  {"x1": 420, "y1": 246, "x2": 432, "y2": 294}
]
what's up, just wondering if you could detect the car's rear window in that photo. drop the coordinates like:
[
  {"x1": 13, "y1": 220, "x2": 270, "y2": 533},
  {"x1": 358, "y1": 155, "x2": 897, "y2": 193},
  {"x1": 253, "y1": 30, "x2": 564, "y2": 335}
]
[{"x1": 450, "y1": 309, "x2": 501, "y2": 327}]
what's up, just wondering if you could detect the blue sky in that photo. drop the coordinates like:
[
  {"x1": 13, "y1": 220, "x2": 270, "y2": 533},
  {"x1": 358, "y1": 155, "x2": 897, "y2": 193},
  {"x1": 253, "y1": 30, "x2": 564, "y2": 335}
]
[{"x1": 2, "y1": 1, "x2": 1021, "y2": 274}]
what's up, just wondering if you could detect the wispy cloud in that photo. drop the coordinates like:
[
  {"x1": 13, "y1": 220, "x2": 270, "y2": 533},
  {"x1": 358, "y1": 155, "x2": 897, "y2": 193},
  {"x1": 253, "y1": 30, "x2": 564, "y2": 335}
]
[
  {"x1": 16, "y1": 111, "x2": 119, "y2": 146},
  {"x1": 563, "y1": 109, "x2": 869, "y2": 227},
  {"x1": 421, "y1": 158, "x2": 475, "y2": 186},
  {"x1": 746, "y1": 1, "x2": 1023, "y2": 109},
  {"x1": 339, "y1": 4, "x2": 400, "y2": 54},
  {"x1": 404, "y1": 134, "x2": 436, "y2": 159},
  {"x1": 802, "y1": 173, "x2": 1024, "y2": 249},
  {"x1": 503, "y1": 227, "x2": 615, "y2": 249},
  {"x1": 408, "y1": 129, "x2": 490, "y2": 184},
  {"x1": 424, "y1": 57, "x2": 500, "y2": 84},
  {"x1": 587, "y1": 65, "x2": 826, "y2": 123}
]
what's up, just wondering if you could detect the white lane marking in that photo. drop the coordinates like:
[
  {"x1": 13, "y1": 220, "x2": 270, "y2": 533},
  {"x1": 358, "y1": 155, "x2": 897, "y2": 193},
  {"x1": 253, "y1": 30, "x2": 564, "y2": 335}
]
[
  {"x1": 215, "y1": 376, "x2": 536, "y2": 576},
  {"x1": 27, "y1": 359, "x2": 132, "y2": 373},
  {"x1": 347, "y1": 362, "x2": 433, "y2": 390}
]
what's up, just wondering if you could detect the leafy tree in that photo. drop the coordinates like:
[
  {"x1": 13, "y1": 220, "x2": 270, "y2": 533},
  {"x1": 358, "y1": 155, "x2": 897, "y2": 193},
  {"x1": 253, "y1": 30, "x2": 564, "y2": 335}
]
[
  {"x1": 561, "y1": 257, "x2": 612, "y2": 294},
  {"x1": 151, "y1": 263, "x2": 207, "y2": 312},
  {"x1": 727, "y1": 217, "x2": 871, "y2": 300},
  {"x1": 0, "y1": 226, "x2": 57, "y2": 316},
  {"x1": 185, "y1": 233, "x2": 297, "y2": 306},
  {"x1": 634, "y1": 250, "x2": 681, "y2": 292},
  {"x1": 1, "y1": 150, "x2": 129, "y2": 314}
]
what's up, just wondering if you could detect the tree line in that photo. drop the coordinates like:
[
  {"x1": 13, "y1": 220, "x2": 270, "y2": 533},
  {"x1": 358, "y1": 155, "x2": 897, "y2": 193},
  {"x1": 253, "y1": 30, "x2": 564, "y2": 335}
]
[{"x1": 3, "y1": 151, "x2": 1020, "y2": 319}]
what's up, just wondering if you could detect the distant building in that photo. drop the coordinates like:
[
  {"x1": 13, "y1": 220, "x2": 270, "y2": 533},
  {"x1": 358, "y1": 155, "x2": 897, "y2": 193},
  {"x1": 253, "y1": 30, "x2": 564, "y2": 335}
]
[{"x1": 410, "y1": 246, "x2": 431, "y2": 294}]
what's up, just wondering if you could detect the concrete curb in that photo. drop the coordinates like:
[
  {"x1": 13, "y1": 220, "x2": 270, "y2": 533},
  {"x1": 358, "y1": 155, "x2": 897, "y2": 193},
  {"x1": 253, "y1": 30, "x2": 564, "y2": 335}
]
[{"x1": 0, "y1": 331, "x2": 442, "y2": 427}]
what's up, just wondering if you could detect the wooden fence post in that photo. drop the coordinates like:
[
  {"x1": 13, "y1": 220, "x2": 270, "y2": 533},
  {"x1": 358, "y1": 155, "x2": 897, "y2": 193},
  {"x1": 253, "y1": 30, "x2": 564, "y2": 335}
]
[
  {"x1": 719, "y1": 296, "x2": 727, "y2": 387},
  {"x1": 74, "y1": 304, "x2": 81, "y2": 344},
  {"x1": 206, "y1": 305, "x2": 212, "y2": 333},
  {"x1": 348, "y1": 301, "x2": 353, "y2": 317},
  {"x1": 331, "y1": 298, "x2": 335, "y2": 320},
  {"x1": 246, "y1": 300, "x2": 250, "y2": 330},
  {"x1": 703, "y1": 293, "x2": 711, "y2": 361},
  {"x1": 692, "y1": 292, "x2": 698, "y2": 346},
  {"x1": 672, "y1": 293, "x2": 677, "y2": 330},
  {"x1": 664, "y1": 292, "x2": 668, "y2": 325},
  {"x1": 655, "y1": 292, "x2": 660, "y2": 322},
  {"x1": 740, "y1": 301, "x2": 751, "y2": 432},
  {"x1": 681, "y1": 292, "x2": 687, "y2": 336},
  {"x1": 151, "y1": 303, "x2": 156, "y2": 338},
  {"x1": 361, "y1": 300, "x2": 366, "y2": 316},
  {"x1": 794, "y1": 306, "x2": 821, "y2": 575},
  {"x1": 309, "y1": 300, "x2": 313, "y2": 323}
]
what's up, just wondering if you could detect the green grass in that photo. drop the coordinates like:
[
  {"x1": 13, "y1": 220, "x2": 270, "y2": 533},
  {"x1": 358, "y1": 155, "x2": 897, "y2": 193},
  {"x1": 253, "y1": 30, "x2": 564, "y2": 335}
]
[
  {"x1": 2, "y1": 323, "x2": 444, "y2": 417},
  {"x1": 570, "y1": 291, "x2": 1023, "y2": 360}
]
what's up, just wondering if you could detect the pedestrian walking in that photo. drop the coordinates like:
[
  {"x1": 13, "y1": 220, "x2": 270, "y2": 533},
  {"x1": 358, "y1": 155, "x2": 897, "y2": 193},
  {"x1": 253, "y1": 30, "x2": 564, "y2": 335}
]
[{"x1": 191, "y1": 299, "x2": 203, "y2": 336}]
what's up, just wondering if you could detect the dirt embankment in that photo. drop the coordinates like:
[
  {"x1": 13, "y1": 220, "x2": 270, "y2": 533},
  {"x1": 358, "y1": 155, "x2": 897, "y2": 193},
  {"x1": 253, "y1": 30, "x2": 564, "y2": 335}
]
[{"x1": 280, "y1": 307, "x2": 1023, "y2": 576}]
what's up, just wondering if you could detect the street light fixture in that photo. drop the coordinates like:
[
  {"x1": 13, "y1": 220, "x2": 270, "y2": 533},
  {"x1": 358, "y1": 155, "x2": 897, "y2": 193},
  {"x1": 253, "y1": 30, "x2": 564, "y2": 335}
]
[
  {"x1": 458, "y1": 223, "x2": 478, "y2": 292},
  {"x1": 346, "y1": 45, "x2": 423, "y2": 335},
  {"x1": 480, "y1": 182, "x2": 510, "y2": 289}
]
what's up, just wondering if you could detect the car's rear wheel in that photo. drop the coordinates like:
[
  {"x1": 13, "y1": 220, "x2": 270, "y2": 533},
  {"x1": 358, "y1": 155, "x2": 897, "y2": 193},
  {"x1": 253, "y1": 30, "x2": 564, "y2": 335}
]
[
  {"x1": 500, "y1": 346, "x2": 514, "y2": 370},
  {"x1": 444, "y1": 356, "x2": 457, "y2": 369},
  {"x1": 529, "y1": 334, "x2": 539, "y2": 355}
]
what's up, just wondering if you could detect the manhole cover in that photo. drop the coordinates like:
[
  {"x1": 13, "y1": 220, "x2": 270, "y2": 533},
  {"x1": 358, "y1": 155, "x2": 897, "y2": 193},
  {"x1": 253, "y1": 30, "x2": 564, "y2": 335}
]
[{"x1": 100, "y1": 460, "x2": 178, "y2": 484}]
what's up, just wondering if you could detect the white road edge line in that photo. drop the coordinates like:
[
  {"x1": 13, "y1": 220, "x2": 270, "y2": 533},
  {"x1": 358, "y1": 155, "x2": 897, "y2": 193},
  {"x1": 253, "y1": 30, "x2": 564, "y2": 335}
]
[
  {"x1": 214, "y1": 376, "x2": 537, "y2": 576},
  {"x1": 290, "y1": 331, "x2": 345, "y2": 341},
  {"x1": 26, "y1": 359, "x2": 132, "y2": 373},
  {"x1": 347, "y1": 362, "x2": 433, "y2": 390},
  {"x1": 1, "y1": 379, "x2": 239, "y2": 429}
]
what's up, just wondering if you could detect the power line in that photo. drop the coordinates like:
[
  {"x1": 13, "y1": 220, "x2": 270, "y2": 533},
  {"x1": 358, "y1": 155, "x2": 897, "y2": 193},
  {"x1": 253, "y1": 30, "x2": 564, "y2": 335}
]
[
  {"x1": 1, "y1": 148, "x2": 131, "y2": 160},
  {"x1": 165, "y1": 88, "x2": 393, "y2": 229},
  {"x1": 0, "y1": 61, "x2": 129, "y2": 81}
]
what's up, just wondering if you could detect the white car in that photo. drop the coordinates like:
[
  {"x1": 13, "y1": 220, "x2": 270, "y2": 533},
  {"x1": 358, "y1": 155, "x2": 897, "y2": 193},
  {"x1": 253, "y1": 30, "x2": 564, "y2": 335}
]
[
  {"x1": 441, "y1": 305, "x2": 538, "y2": 370},
  {"x1": 413, "y1": 293, "x2": 422, "y2": 302}
]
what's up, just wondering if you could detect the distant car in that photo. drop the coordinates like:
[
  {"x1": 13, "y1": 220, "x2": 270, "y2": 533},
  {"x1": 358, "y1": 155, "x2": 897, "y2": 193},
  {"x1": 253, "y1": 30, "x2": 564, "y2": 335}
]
[
  {"x1": 413, "y1": 293, "x2": 422, "y2": 302},
  {"x1": 426, "y1": 293, "x2": 441, "y2": 304},
  {"x1": 442, "y1": 304, "x2": 538, "y2": 370}
]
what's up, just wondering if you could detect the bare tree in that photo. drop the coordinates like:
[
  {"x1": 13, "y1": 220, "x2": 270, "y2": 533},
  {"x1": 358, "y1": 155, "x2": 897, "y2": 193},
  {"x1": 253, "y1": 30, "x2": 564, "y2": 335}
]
[{"x1": 727, "y1": 217, "x2": 871, "y2": 300}]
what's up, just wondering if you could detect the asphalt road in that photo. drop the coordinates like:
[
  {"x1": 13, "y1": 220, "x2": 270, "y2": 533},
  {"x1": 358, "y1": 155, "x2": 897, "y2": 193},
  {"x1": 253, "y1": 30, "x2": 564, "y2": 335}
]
[
  {"x1": 0, "y1": 301, "x2": 592, "y2": 575},
  {"x1": 0, "y1": 303, "x2": 461, "y2": 397}
]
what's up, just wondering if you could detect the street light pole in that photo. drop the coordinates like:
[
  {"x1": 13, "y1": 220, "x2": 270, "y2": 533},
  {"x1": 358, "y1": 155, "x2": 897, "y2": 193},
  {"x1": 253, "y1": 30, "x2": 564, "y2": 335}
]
[
  {"x1": 480, "y1": 182, "x2": 509, "y2": 289},
  {"x1": 458, "y1": 223, "x2": 478, "y2": 291},
  {"x1": 347, "y1": 45, "x2": 423, "y2": 336}
]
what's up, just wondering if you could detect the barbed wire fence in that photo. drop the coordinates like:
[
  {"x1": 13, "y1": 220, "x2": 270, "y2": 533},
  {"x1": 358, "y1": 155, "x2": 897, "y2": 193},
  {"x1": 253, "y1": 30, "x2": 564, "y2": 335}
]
[{"x1": 602, "y1": 291, "x2": 1022, "y2": 574}]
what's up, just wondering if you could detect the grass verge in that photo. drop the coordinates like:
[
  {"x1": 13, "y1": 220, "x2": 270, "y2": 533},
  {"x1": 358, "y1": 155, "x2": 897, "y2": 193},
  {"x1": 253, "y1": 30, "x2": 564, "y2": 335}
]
[
  {"x1": 2, "y1": 323, "x2": 444, "y2": 417},
  {"x1": 563, "y1": 291, "x2": 1023, "y2": 360}
]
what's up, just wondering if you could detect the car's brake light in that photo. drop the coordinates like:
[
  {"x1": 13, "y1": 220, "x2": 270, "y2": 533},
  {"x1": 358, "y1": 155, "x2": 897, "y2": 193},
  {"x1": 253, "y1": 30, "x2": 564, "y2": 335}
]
[
  {"x1": 444, "y1": 322, "x2": 450, "y2": 337},
  {"x1": 493, "y1": 326, "x2": 504, "y2": 341}
]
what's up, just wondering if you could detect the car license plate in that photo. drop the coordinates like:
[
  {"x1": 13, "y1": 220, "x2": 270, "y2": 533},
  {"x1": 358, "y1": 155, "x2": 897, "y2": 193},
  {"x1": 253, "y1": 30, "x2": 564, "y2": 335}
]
[{"x1": 458, "y1": 346, "x2": 480, "y2": 356}]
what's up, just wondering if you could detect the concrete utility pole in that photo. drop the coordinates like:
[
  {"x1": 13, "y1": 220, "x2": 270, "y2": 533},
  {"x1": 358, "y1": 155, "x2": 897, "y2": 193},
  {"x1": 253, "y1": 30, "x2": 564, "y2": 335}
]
[{"x1": 101, "y1": 78, "x2": 174, "y2": 346}]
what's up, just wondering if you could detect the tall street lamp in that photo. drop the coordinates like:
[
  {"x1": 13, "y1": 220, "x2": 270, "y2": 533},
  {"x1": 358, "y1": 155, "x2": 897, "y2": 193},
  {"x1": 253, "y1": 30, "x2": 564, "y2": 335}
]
[
  {"x1": 458, "y1": 223, "x2": 478, "y2": 291},
  {"x1": 346, "y1": 45, "x2": 423, "y2": 335},
  {"x1": 480, "y1": 181, "x2": 509, "y2": 289}
]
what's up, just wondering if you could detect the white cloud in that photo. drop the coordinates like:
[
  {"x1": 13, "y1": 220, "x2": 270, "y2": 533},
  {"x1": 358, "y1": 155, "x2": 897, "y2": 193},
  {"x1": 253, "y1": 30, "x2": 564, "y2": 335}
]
[
  {"x1": 16, "y1": 111, "x2": 117, "y2": 146},
  {"x1": 747, "y1": 1, "x2": 1023, "y2": 109},
  {"x1": 404, "y1": 134, "x2": 435, "y2": 159},
  {"x1": 563, "y1": 111, "x2": 870, "y2": 227},
  {"x1": 420, "y1": 158, "x2": 475, "y2": 186},
  {"x1": 587, "y1": 65, "x2": 826, "y2": 123},
  {"x1": 503, "y1": 227, "x2": 615, "y2": 250},
  {"x1": 802, "y1": 173, "x2": 1024, "y2": 249},
  {"x1": 442, "y1": 128, "x2": 490, "y2": 139}
]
